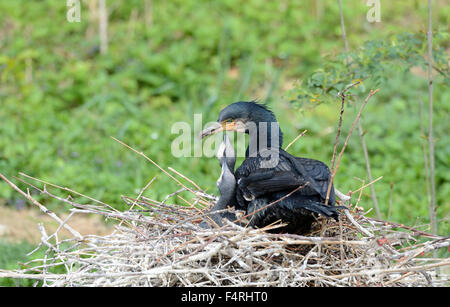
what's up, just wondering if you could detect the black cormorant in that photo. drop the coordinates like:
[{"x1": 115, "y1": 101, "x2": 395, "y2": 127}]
[{"x1": 201, "y1": 101, "x2": 341, "y2": 233}]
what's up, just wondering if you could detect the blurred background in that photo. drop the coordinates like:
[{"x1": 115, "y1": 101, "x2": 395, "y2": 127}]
[{"x1": 0, "y1": 0, "x2": 448, "y2": 285}]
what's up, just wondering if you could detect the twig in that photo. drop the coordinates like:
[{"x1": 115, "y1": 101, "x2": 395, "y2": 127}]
[
  {"x1": 426, "y1": 0, "x2": 437, "y2": 240},
  {"x1": 326, "y1": 80, "x2": 360, "y2": 206},
  {"x1": 284, "y1": 129, "x2": 307, "y2": 151},
  {"x1": 325, "y1": 89, "x2": 379, "y2": 205},
  {"x1": 418, "y1": 89, "x2": 432, "y2": 218},
  {"x1": 0, "y1": 173, "x2": 82, "y2": 240},
  {"x1": 117, "y1": 175, "x2": 158, "y2": 231},
  {"x1": 18, "y1": 172, "x2": 117, "y2": 212},
  {"x1": 336, "y1": 0, "x2": 381, "y2": 219},
  {"x1": 343, "y1": 209, "x2": 374, "y2": 237},
  {"x1": 98, "y1": 0, "x2": 108, "y2": 55},
  {"x1": 110, "y1": 136, "x2": 209, "y2": 205},
  {"x1": 366, "y1": 217, "x2": 443, "y2": 240},
  {"x1": 357, "y1": 117, "x2": 381, "y2": 219},
  {"x1": 338, "y1": 0, "x2": 350, "y2": 64},
  {"x1": 351, "y1": 176, "x2": 383, "y2": 195},
  {"x1": 335, "y1": 188, "x2": 351, "y2": 202},
  {"x1": 168, "y1": 167, "x2": 203, "y2": 191}
]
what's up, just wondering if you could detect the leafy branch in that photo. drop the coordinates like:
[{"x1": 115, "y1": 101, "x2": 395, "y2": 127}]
[{"x1": 289, "y1": 31, "x2": 449, "y2": 107}]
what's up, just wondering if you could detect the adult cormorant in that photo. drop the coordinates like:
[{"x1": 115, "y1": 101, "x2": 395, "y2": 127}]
[{"x1": 201, "y1": 101, "x2": 341, "y2": 233}]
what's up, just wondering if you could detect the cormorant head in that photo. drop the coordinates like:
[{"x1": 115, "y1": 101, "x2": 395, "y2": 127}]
[
  {"x1": 217, "y1": 101, "x2": 277, "y2": 125},
  {"x1": 201, "y1": 101, "x2": 283, "y2": 149}
]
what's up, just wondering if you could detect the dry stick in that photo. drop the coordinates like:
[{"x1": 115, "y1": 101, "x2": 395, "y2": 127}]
[
  {"x1": 1, "y1": 259, "x2": 448, "y2": 283},
  {"x1": 366, "y1": 217, "x2": 443, "y2": 240},
  {"x1": 86, "y1": 0, "x2": 97, "y2": 40},
  {"x1": 351, "y1": 176, "x2": 383, "y2": 195},
  {"x1": 329, "y1": 99, "x2": 345, "y2": 172},
  {"x1": 329, "y1": 83, "x2": 350, "y2": 177},
  {"x1": 248, "y1": 238, "x2": 366, "y2": 246},
  {"x1": 168, "y1": 167, "x2": 203, "y2": 191},
  {"x1": 116, "y1": 175, "x2": 158, "y2": 231},
  {"x1": 144, "y1": 0, "x2": 153, "y2": 29},
  {"x1": 326, "y1": 81, "x2": 360, "y2": 207},
  {"x1": 337, "y1": 175, "x2": 374, "y2": 239},
  {"x1": 310, "y1": 260, "x2": 449, "y2": 282},
  {"x1": 17, "y1": 178, "x2": 160, "y2": 229},
  {"x1": 335, "y1": 0, "x2": 350, "y2": 173},
  {"x1": 110, "y1": 136, "x2": 208, "y2": 205},
  {"x1": 418, "y1": 90, "x2": 432, "y2": 217},
  {"x1": 0, "y1": 173, "x2": 82, "y2": 240},
  {"x1": 344, "y1": 210, "x2": 373, "y2": 237},
  {"x1": 130, "y1": 176, "x2": 158, "y2": 211},
  {"x1": 387, "y1": 182, "x2": 394, "y2": 220},
  {"x1": 325, "y1": 88, "x2": 379, "y2": 206},
  {"x1": 111, "y1": 137, "x2": 218, "y2": 226},
  {"x1": 333, "y1": 0, "x2": 353, "y2": 207},
  {"x1": 426, "y1": 0, "x2": 437, "y2": 240},
  {"x1": 284, "y1": 129, "x2": 307, "y2": 151},
  {"x1": 15, "y1": 176, "x2": 141, "y2": 237},
  {"x1": 337, "y1": 0, "x2": 380, "y2": 217},
  {"x1": 18, "y1": 172, "x2": 118, "y2": 213},
  {"x1": 357, "y1": 118, "x2": 381, "y2": 219},
  {"x1": 354, "y1": 180, "x2": 365, "y2": 208},
  {"x1": 337, "y1": 0, "x2": 350, "y2": 65},
  {"x1": 98, "y1": 0, "x2": 108, "y2": 55},
  {"x1": 384, "y1": 271, "x2": 417, "y2": 286}
]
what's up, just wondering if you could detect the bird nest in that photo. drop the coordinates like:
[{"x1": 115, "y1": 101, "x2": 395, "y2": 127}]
[{"x1": 0, "y1": 173, "x2": 448, "y2": 287}]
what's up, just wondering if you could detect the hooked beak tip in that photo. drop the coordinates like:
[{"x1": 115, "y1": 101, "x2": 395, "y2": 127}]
[{"x1": 200, "y1": 122, "x2": 222, "y2": 139}]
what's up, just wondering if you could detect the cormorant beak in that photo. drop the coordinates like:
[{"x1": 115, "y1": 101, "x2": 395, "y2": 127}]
[{"x1": 200, "y1": 121, "x2": 238, "y2": 139}]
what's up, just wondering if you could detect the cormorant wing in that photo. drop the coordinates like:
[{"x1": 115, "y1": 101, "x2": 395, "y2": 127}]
[
  {"x1": 239, "y1": 169, "x2": 309, "y2": 198},
  {"x1": 284, "y1": 152, "x2": 335, "y2": 203},
  {"x1": 236, "y1": 150, "x2": 335, "y2": 204}
]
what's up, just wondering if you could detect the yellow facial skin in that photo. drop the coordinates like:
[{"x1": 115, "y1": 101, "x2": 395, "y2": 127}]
[{"x1": 200, "y1": 119, "x2": 246, "y2": 139}]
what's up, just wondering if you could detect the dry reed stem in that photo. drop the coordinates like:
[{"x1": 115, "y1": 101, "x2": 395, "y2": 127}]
[{"x1": 284, "y1": 129, "x2": 307, "y2": 151}]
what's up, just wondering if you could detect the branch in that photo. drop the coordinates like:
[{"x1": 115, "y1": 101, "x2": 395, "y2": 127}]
[
  {"x1": 285, "y1": 129, "x2": 307, "y2": 151},
  {"x1": 0, "y1": 172, "x2": 82, "y2": 240},
  {"x1": 426, "y1": 0, "x2": 437, "y2": 239},
  {"x1": 418, "y1": 89, "x2": 432, "y2": 222},
  {"x1": 98, "y1": 0, "x2": 108, "y2": 55},
  {"x1": 327, "y1": 80, "x2": 361, "y2": 204},
  {"x1": 357, "y1": 117, "x2": 381, "y2": 219},
  {"x1": 325, "y1": 88, "x2": 380, "y2": 205}
]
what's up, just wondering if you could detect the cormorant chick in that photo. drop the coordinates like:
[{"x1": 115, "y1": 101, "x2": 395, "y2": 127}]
[{"x1": 200, "y1": 134, "x2": 237, "y2": 228}]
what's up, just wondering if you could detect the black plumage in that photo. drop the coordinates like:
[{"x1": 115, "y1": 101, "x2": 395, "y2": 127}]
[
  {"x1": 201, "y1": 101, "x2": 341, "y2": 233},
  {"x1": 235, "y1": 149, "x2": 338, "y2": 233}
]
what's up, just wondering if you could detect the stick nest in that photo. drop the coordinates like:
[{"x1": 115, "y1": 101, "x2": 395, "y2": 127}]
[{"x1": 1, "y1": 176, "x2": 448, "y2": 287}]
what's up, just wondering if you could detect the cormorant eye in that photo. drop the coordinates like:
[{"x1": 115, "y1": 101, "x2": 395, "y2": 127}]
[{"x1": 226, "y1": 119, "x2": 233, "y2": 123}]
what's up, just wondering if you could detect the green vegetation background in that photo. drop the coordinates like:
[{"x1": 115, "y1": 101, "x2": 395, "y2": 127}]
[{"x1": 0, "y1": 0, "x2": 448, "y2": 284}]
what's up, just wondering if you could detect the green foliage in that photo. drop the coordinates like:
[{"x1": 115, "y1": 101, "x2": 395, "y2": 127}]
[
  {"x1": 0, "y1": 240, "x2": 33, "y2": 286},
  {"x1": 0, "y1": 239, "x2": 73, "y2": 286},
  {"x1": 289, "y1": 32, "x2": 449, "y2": 106},
  {"x1": 0, "y1": 0, "x2": 448, "y2": 242},
  {"x1": 284, "y1": 30, "x2": 449, "y2": 235}
]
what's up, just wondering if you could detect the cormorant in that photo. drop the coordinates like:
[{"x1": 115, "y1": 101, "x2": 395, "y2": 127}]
[
  {"x1": 200, "y1": 134, "x2": 237, "y2": 228},
  {"x1": 201, "y1": 101, "x2": 341, "y2": 233}
]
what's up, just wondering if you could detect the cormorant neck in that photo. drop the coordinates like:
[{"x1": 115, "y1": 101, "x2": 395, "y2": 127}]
[{"x1": 246, "y1": 120, "x2": 283, "y2": 157}]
